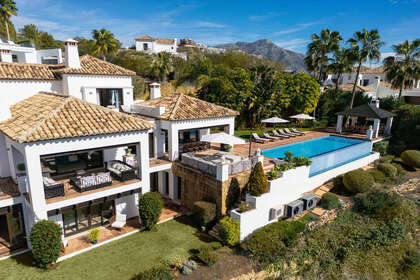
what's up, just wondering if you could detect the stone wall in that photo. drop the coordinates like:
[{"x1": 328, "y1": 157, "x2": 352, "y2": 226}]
[{"x1": 173, "y1": 162, "x2": 251, "y2": 216}]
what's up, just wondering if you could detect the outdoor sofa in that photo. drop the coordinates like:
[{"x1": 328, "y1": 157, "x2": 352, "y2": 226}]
[
  {"x1": 107, "y1": 160, "x2": 137, "y2": 181},
  {"x1": 43, "y1": 176, "x2": 65, "y2": 199}
]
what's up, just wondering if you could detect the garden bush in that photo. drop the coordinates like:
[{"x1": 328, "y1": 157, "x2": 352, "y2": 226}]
[
  {"x1": 218, "y1": 217, "x2": 240, "y2": 246},
  {"x1": 293, "y1": 156, "x2": 312, "y2": 166},
  {"x1": 390, "y1": 105, "x2": 420, "y2": 154},
  {"x1": 401, "y1": 150, "x2": 420, "y2": 169},
  {"x1": 30, "y1": 220, "x2": 62, "y2": 268},
  {"x1": 132, "y1": 266, "x2": 172, "y2": 280},
  {"x1": 369, "y1": 169, "x2": 389, "y2": 184},
  {"x1": 392, "y1": 162, "x2": 407, "y2": 176},
  {"x1": 378, "y1": 154, "x2": 395, "y2": 163},
  {"x1": 196, "y1": 246, "x2": 218, "y2": 266},
  {"x1": 237, "y1": 201, "x2": 253, "y2": 213},
  {"x1": 138, "y1": 192, "x2": 163, "y2": 230},
  {"x1": 373, "y1": 141, "x2": 389, "y2": 156},
  {"x1": 333, "y1": 174, "x2": 345, "y2": 190},
  {"x1": 246, "y1": 162, "x2": 269, "y2": 196},
  {"x1": 192, "y1": 201, "x2": 216, "y2": 228},
  {"x1": 320, "y1": 193, "x2": 341, "y2": 210},
  {"x1": 226, "y1": 178, "x2": 240, "y2": 210},
  {"x1": 377, "y1": 163, "x2": 398, "y2": 178},
  {"x1": 343, "y1": 169, "x2": 374, "y2": 194},
  {"x1": 246, "y1": 220, "x2": 305, "y2": 263}
]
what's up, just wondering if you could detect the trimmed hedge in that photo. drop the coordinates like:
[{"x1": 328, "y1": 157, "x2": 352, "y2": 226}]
[
  {"x1": 401, "y1": 150, "x2": 420, "y2": 169},
  {"x1": 343, "y1": 169, "x2": 374, "y2": 194},
  {"x1": 354, "y1": 190, "x2": 402, "y2": 221},
  {"x1": 369, "y1": 169, "x2": 389, "y2": 184},
  {"x1": 377, "y1": 163, "x2": 398, "y2": 178},
  {"x1": 320, "y1": 193, "x2": 341, "y2": 210},
  {"x1": 218, "y1": 217, "x2": 240, "y2": 246},
  {"x1": 192, "y1": 201, "x2": 216, "y2": 228},
  {"x1": 30, "y1": 220, "x2": 62, "y2": 268},
  {"x1": 246, "y1": 220, "x2": 306, "y2": 263},
  {"x1": 132, "y1": 266, "x2": 172, "y2": 280},
  {"x1": 246, "y1": 162, "x2": 269, "y2": 197},
  {"x1": 138, "y1": 192, "x2": 163, "y2": 230}
]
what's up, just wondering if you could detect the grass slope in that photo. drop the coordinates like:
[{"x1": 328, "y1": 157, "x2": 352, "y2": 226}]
[{"x1": 0, "y1": 217, "x2": 218, "y2": 280}]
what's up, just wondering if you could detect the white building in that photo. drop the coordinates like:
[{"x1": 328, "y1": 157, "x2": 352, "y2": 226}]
[
  {"x1": 135, "y1": 35, "x2": 177, "y2": 54},
  {"x1": 0, "y1": 39, "x2": 62, "y2": 64}
]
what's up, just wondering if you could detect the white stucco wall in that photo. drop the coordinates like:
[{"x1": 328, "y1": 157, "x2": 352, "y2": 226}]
[
  {"x1": 135, "y1": 40, "x2": 177, "y2": 54},
  {"x1": 0, "y1": 80, "x2": 62, "y2": 121}
]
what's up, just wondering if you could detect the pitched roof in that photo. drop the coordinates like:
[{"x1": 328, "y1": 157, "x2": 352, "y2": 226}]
[
  {"x1": 360, "y1": 66, "x2": 385, "y2": 74},
  {"x1": 54, "y1": 55, "x2": 136, "y2": 76},
  {"x1": 139, "y1": 93, "x2": 239, "y2": 121},
  {"x1": 134, "y1": 35, "x2": 175, "y2": 45},
  {"x1": 0, "y1": 92, "x2": 154, "y2": 143},
  {"x1": 337, "y1": 103, "x2": 396, "y2": 119},
  {"x1": 0, "y1": 55, "x2": 135, "y2": 80},
  {"x1": 0, "y1": 62, "x2": 59, "y2": 80},
  {"x1": 338, "y1": 83, "x2": 375, "y2": 92}
]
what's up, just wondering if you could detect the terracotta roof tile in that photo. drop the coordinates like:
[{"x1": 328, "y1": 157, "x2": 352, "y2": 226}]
[
  {"x1": 360, "y1": 66, "x2": 385, "y2": 74},
  {"x1": 134, "y1": 35, "x2": 175, "y2": 45},
  {"x1": 337, "y1": 83, "x2": 375, "y2": 92},
  {"x1": 54, "y1": 55, "x2": 136, "y2": 76},
  {"x1": 139, "y1": 93, "x2": 239, "y2": 121},
  {"x1": 0, "y1": 62, "x2": 59, "y2": 80},
  {"x1": 0, "y1": 92, "x2": 154, "y2": 143}
]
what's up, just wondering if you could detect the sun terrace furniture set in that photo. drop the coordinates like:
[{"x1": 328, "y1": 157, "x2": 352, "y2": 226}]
[
  {"x1": 42, "y1": 160, "x2": 137, "y2": 199},
  {"x1": 181, "y1": 141, "x2": 211, "y2": 153},
  {"x1": 252, "y1": 128, "x2": 305, "y2": 143},
  {"x1": 342, "y1": 125, "x2": 384, "y2": 135}
]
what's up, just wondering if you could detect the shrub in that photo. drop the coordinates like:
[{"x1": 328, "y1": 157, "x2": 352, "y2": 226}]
[
  {"x1": 246, "y1": 220, "x2": 305, "y2": 263},
  {"x1": 192, "y1": 201, "x2": 216, "y2": 228},
  {"x1": 218, "y1": 217, "x2": 240, "y2": 246},
  {"x1": 132, "y1": 266, "x2": 172, "y2": 280},
  {"x1": 246, "y1": 162, "x2": 269, "y2": 197},
  {"x1": 390, "y1": 105, "x2": 420, "y2": 154},
  {"x1": 196, "y1": 246, "x2": 218, "y2": 266},
  {"x1": 276, "y1": 163, "x2": 295, "y2": 172},
  {"x1": 284, "y1": 151, "x2": 293, "y2": 162},
  {"x1": 369, "y1": 169, "x2": 389, "y2": 184},
  {"x1": 377, "y1": 163, "x2": 398, "y2": 178},
  {"x1": 373, "y1": 141, "x2": 389, "y2": 156},
  {"x1": 267, "y1": 168, "x2": 280, "y2": 180},
  {"x1": 392, "y1": 162, "x2": 407, "y2": 176},
  {"x1": 401, "y1": 150, "x2": 420, "y2": 169},
  {"x1": 237, "y1": 201, "x2": 253, "y2": 213},
  {"x1": 30, "y1": 220, "x2": 62, "y2": 268},
  {"x1": 88, "y1": 227, "x2": 100, "y2": 243},
  {"x1": 333, "y1": 175, "x2": 345, "y2": 190},
  {"x1": 16, "y1": 163, "x2": 25, "y2": 172},
  {"x1": 320, "y1": 193, "x2": 341, "y2": 210},
  {"x1": 226, "y1": 178, "x2": 240, "y2": 210},
  {"x1": 343, "y1": 169, "x2": 374, "y2": 194},
  {"x1": 293, "y1": 156, "x2": 312, "y2": 166},
  {"x1": 379, "y1": 154, "x2": 395, "y2": 163},
  {"x1": 138, "y1": 192, "x2": 163, "y2": 230},
  {"x1": 354, "y1": 190, "x2": 403, "y2": 221}
]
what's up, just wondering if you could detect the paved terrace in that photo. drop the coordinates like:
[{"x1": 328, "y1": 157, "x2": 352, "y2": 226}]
[{"x1": 0, "y1": 177, "x2": 19, "y2": 200}]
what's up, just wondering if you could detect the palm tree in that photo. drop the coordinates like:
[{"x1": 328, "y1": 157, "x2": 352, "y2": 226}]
[
  {"x1": 0, "y1": 0, "x2": 17, "y2": 41},
  {"x1": 306, "y1": 29, "x2": 342, "y2": 83},
  {"x1": 347, "y1": 29, "x2": 385, "y2": 108},
  {"x1": 383, "y1": 39, "x2": 420, "y2": 99},
  {"x1": 150, "y1": 52, "x2": 173, "y2": 82},
  {"x1": 304, "y1": 54, "x2": 321, "y2": 79},
  {"x1": 92, "y1": 28, "x2": 119, "y2": 61},
  {"x1": 328, "y1": 47, "x2": 356, "y2": 94}
]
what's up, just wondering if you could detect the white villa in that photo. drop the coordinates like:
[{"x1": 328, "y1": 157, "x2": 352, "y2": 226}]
[
  {"x1": 0, "y1": 37, "x2": 393, "y2": 258},
  {"x1": 0, "y1": 39, "x2": 62, "y2": 64},
  {"x1": 325, "y1": 66, "x2": 420, "y2": 104},
  {"x1": 134, "y1": 35, "x2": 177, "y2": 54}
]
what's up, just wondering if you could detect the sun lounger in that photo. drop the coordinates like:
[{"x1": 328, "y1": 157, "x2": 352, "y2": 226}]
[
  {"x1": 272, "y1": 130, "x2": 289, "y2": 138},
  {"x1": 252, "y1": 133, "x2": 271, "y2": 143},
  {"x1": 263, "y1": 132, "x2": 282, "y2": 141},
  {"x1": 291, "y1": 128, "x2": 305, "y2": 135},
  {"x1": 284, "y1": 128, "x2": 302, "y2": 136},
  {"x1": 278, "y1": 129, "x2": 296, "y2": 137}
]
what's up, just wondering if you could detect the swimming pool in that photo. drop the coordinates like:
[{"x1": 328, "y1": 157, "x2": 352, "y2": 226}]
[{"x1": 262, "y1": 136, "x2": 373, "y2": 176}]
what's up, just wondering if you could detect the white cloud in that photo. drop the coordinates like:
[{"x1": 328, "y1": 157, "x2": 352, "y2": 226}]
[
  {"x1": 273, "y1": 22, "x2": 319, "y2": 35},
  {"x1": 275, "y1": 39, "x2": 309, "y2": 51}
]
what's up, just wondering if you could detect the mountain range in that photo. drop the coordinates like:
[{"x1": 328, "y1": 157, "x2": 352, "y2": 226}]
[{"x1": 215, "y1": 39, "x2": 307, "y2": 73}]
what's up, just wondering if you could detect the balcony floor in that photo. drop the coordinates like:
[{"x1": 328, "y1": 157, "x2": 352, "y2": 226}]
[
  {"x1": 0, "y1": 177, "x2": 19, "y2": 201},
  {"x1": 46, "y1": 177, "x2": 141, "y2": 204}
]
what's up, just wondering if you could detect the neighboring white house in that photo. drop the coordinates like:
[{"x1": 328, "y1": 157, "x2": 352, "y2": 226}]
[
  {"x1": 0, "y1": 38, "x2": 62, "y2": 64},
  {"x1": 135, "y1": 35, "x2": 177, "y2": 54}
]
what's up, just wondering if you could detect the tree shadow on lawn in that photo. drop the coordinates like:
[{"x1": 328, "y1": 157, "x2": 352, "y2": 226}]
[
  {"x1": 10, "y1": 251, "x2": 35, "y2": 268},
  {"x1": 172, "y1": 215, "x2": 220, "y2": 244}
]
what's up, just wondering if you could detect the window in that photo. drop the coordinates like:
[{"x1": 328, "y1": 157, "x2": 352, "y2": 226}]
[
  {"x1": 362, "y1": 79, "x2": 370, "y2": 86},
  {"x1": 143, "y1": 43, "x2": 148, "y2": 50},
  {"x1": 12, "y1": 55, "x2": 18, "y2": 63},
  {"x1": 98, "y1": 89, "x2": 123, "y2": 108}
]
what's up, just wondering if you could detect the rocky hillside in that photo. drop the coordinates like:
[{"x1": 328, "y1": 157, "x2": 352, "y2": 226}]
[{"x1": 215, "y1": 39, "x2": 307, "y2": 72}]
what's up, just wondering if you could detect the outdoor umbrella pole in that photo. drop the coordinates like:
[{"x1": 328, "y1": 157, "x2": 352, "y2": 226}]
[{"x1": 248, "y1": 130, "x2": 252, "y2": 157}]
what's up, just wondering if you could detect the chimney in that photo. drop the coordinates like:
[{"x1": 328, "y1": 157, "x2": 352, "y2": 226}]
[
  {"x1": 0, "y1": 49, "x2": 13, "y2": 63},
  {"x1": 370, "y1": 99, "x2": 380, "y2": 108},
  {"x1": 64, "y1": 39, "x2": 81, "y2": 68},
  {"x1": 149, "y1": 82, "x2": 161, "y2": 99},
  {"x1": 375, "y1": 76, "x2": 380, "y2": 88}
]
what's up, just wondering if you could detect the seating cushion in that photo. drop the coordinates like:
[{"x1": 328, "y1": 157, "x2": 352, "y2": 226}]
[{"x1": 43, "y1": 176, "x2": 57, "y2": 186}]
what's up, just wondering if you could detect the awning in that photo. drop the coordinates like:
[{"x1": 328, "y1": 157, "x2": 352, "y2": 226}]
[
  {"x1": 290, "y1": 114, "x2": 315, "y2": 120},
  {"x1": 200, "y1": 132, "x2": 245, "y2": 146},
  {"x1": 261, "y1": 117, "x2": 290, "y2": 123}
]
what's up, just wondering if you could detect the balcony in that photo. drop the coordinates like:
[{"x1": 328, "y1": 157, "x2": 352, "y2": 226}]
[{"x1": 0, "y1": 177, "x2": 20, "y2": 201}]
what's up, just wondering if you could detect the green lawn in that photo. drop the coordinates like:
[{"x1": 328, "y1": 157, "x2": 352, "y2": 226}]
[{"x1": 0, "y1": 217, "x2": 219, "y2": 280}]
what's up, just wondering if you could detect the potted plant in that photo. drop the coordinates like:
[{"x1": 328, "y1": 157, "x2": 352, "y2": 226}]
[
  {"x1": 225, "y1": 145, "x2": 232, "y2": 152},
  {"x1": 88, "y1": 227, "x2": 100, "y2": 244},
  {"x1": 16, "y1": 163, "x2": 26, "y2": 174}
]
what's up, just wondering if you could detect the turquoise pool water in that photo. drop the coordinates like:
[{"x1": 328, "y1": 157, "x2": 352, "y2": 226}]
[{"x1": 262, "y1": 136, "x2": 372, "y2": 176}]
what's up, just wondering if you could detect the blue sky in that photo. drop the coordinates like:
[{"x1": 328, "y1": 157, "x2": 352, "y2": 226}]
[{"x1": 12, "y1": 0, "x2": 420, "y2": 58}]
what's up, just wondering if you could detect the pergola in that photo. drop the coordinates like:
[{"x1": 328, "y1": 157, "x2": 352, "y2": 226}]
[{"x1": 336, "y1": 103, "x2": 396, "y2": 138}]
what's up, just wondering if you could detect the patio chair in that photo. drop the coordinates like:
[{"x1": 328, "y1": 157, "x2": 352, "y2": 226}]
[
  {"x1": 263, "y1": 132, "x2": 282, "y2": 141},
  {"x1": 291, "y1": 128, "x2": 305, "y2": 135},
  {"x1": 272, "y1": 130, "x2": 289, "y2": 138},
  {"x1": 284, "y1": 128, "x2": 302, "y2": 136},
  {"x1": 111, "y1": 213, "x2": 127, "y2": 230},
  {"x1": 278, "y1": 129, "x2": 296, "y2": 137},
  {"x1": 251, "y1": 133, "x2": 271, "y2": 143}
]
